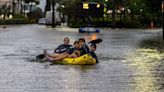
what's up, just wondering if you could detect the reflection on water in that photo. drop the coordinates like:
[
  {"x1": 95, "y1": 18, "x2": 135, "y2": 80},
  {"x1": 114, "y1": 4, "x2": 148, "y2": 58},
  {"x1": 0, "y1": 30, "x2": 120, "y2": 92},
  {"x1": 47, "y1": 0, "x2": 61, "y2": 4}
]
[
  {"x1": 134, "y1": 72, "x2": 160, "y2": 92},
  {"x1": 126, "y1": 48, "x2": 164, "y2": 92},
  {"x1": 84, "y1": 33, "x2": 98, "y2": 41},
  {"x1": 0, "y1": 25, "x2": 163, "y2": 92}
]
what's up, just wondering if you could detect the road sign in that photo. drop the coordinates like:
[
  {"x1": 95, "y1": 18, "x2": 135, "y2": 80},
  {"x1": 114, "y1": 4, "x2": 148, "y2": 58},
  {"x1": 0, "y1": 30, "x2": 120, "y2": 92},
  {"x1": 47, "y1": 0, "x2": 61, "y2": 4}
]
[{"x1": 78, "y1": 2, "x2": 104, "y2": 18}]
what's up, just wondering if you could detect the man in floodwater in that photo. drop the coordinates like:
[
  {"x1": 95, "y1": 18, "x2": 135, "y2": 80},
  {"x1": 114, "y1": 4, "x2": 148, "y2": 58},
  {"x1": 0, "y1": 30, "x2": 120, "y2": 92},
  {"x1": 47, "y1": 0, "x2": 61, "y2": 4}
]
[
  {"x1": 45, "y1": 37, "x2": 72, "y2": 57},
  {"x1": 89, "y1": 44, "x2": 99, "y2": 63},
  {"x1": 54, "y1": 37, "x2": 72, "y2": 54}
]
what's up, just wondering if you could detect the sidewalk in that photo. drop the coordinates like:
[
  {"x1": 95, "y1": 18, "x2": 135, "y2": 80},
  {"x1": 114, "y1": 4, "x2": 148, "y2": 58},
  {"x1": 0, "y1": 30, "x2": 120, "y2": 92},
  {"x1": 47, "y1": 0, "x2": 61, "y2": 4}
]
[{"x1": 54, "y1": 26, "x2": 78, "y2": 32}]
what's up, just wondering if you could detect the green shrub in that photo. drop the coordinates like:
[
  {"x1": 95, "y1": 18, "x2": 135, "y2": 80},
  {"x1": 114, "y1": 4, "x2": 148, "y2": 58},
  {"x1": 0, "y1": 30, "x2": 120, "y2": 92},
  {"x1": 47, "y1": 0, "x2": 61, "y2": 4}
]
[
  {"x1": 139, "y1": 36, "x2": 164, "y2": 52},
  {"x1": 124, "y1": 20, "x2": 143, "y2": 28},
  {"x1": 0, "y1": 19, "x2": 26, "y2": 24},
  {"x1": 13, "y1": 14, "x2": 25, "y2": 19},
  {"x1": 27, "y1": 19, "x2": 37, "y2": 24},
  {"x1": 0, "y1": 19, "x2": 36, "y2": 25}
]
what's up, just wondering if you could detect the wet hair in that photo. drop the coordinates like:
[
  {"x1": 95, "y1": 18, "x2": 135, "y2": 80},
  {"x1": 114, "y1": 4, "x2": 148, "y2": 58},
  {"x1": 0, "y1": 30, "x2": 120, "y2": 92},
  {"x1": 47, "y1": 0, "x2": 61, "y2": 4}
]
[
  {"x1": 74, "y1": 41, "x2": 79, "y2": 45},
  {"x1": 64, "y1": 37, "x2": 70, "y2": 41},
  {"x1": 78, "y1": 38, "x2": 85, "y2": 42},
  {"x1": 90, "y1": 44, "x2": 97, "y2": 49}
]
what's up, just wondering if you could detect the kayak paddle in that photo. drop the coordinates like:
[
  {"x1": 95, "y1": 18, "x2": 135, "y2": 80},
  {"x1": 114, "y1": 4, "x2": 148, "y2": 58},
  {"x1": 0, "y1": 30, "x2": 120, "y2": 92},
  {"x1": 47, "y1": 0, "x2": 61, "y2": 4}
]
[{"x1": 88, "y1": 39, "x2": 103, "y2": 44}]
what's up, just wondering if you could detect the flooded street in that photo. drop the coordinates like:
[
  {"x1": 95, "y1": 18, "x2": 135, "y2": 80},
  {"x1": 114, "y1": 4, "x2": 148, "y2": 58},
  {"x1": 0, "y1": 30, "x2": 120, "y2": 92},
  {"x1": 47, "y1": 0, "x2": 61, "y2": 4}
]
[{"x1": 0, "y1": 24, "x2": 163, "y2": 92}]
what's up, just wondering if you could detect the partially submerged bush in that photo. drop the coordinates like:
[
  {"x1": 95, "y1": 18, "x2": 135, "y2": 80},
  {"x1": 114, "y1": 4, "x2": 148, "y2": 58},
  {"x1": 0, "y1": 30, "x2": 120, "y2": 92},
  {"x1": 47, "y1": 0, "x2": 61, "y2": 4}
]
[
  {"x1": 13, "y1": 14, "x2": 25, "y2": 19},
  {"x1": 139, "y1": 36, "x2": 164, "y2": 52}
]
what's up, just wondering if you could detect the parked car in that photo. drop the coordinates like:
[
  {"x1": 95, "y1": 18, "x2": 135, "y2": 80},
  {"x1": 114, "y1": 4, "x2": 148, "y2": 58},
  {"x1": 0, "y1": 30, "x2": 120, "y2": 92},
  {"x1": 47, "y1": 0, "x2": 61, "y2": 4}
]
[
  {"x1": 38, "y1": 18, "x2": 61, "y2": 26},
  {"x1": 38, "y1": 18, "x2": 46, "y2": 25},
  {"x1": 79, "y1": 27, "x2": 100, "y2": 33}
]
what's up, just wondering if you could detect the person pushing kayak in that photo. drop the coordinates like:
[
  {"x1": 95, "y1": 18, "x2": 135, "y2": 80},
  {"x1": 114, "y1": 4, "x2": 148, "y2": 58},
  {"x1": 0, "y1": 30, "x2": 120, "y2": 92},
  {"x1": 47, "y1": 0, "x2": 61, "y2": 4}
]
[
  {"x1": 89, "y1": 44, "x2": 99, "y2": 63},
  {"x1": 78, "y1": 38, "x2": 90, "y2": 56}
]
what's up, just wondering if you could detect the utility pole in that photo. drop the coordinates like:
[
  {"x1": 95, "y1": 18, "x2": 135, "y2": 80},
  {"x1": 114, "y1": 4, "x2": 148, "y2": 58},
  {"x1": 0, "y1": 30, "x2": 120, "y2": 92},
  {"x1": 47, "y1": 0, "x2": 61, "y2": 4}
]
[
  {"x1": 112, "y1": 0, "x2": 115, "y2": 29},
  {"x1": 17, "y1": 0, "x2": 20, "y2": 13},
  {"x1": 20, "y1": 0, "x2": 23, "y2": 13},
  {"x1": 122, "y1": 0, "x2": 126, "y2": 27},
  {"x1": 51, "y1": 0, "x2": 56, "y2": 27},
  {"x1": 12, "y1": 0, "x2": 15, "y2": 15},
  {"x1": 162, "y1": 0, "x2": 164, "y2": 40}
]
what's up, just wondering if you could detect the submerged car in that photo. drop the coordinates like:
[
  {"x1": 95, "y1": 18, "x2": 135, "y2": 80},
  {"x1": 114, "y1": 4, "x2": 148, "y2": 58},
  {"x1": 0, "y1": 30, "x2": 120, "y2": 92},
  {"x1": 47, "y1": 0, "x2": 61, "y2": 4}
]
[
  {"x1": 79, "y1": 27, "x2": 100, "y2": 33},
  {"x1": 38, "y1": 18, "x2": 46, "y2": 25},
  {"x1": 38, "y1": 18, "x2": 61, "y2": 26}
]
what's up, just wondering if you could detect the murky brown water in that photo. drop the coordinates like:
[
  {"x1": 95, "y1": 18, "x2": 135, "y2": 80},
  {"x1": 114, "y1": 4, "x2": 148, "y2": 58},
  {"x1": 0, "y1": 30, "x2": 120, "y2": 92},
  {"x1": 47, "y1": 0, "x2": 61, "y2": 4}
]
[{"x1": 0, "y1": 25, "x2": 163, "y2": 92}]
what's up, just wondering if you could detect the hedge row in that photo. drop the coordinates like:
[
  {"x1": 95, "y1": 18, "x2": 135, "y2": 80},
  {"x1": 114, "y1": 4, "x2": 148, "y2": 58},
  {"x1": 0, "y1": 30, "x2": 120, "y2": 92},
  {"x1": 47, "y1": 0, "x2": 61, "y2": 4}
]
[
  {"x1": 0, "y1": 19, "x2": 36, "y2": 25},
  {"x1": 69, "y1": 20, "x2": 144, "y2": 28}
]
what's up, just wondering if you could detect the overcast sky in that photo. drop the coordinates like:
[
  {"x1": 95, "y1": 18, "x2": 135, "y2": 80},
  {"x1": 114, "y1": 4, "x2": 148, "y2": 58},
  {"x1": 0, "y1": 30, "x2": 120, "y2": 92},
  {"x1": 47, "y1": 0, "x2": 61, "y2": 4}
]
[{"x1": 38, "y1": 0, "x2": 46, "y2": 12}]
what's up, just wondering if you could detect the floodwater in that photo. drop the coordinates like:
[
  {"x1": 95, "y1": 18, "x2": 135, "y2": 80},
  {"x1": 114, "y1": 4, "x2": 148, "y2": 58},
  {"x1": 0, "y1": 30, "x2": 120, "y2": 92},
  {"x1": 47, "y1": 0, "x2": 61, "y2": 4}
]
[{"x1": 0, "y1": 25, "x2": 163, "y2": 92}]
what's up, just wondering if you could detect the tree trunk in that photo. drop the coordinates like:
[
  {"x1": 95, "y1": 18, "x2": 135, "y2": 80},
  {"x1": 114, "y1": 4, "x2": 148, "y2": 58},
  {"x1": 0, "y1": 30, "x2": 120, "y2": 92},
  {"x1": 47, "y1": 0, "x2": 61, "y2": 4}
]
[
  {"x1": 24, "y1": 3, "x2": 26, "y2": 16},
  {"x1": 44, "y1": 0, "x2": 51, "y2": 17},
  {"x1": 20, "y1": 0, "x2": 22, "y2": 13},
  {"x1": 131, "y1": 9, "x2": 134, "y2": 20},
  {"x1": 131, "y1": 13, "x2": 134, "y2": 20},
  {"x1": 12, "y1": 0, "x2": 15, "y2": 15},
  {"x1": 68, "y1": 15, "x2": 71, "y2": 26},
  {"x1": 112, "y1": 0, "x2": 115, "y2": 29},
  {"x1": 18, "y1": 0, "x2": 20, "y2": 13}
]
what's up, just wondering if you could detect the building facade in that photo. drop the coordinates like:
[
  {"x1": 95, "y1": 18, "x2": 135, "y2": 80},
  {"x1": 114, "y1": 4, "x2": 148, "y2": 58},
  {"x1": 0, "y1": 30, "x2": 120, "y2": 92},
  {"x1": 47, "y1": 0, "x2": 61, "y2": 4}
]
[{"x1": 0, "y1": 0, "x2": 22, "y2": 14}]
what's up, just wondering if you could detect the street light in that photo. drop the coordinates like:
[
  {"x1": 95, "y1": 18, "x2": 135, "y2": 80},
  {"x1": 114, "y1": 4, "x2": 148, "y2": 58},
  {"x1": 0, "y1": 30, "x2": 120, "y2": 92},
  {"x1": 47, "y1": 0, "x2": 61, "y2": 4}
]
[
  {"x1": 1, "y1": 14, "x2": 4, "y2": 19},
  {"x1": 9, "y1": 14, "x2": 13, "y2": 19},
  {"x1": 127, "y1": 9, "x2": 131, "y2": 14},
  {"x1": 61, "y1": 5, "x2": 65, "y2": 8},
  {"x1": 61, "y1": 5, "x2": 65, "y2": 26}
]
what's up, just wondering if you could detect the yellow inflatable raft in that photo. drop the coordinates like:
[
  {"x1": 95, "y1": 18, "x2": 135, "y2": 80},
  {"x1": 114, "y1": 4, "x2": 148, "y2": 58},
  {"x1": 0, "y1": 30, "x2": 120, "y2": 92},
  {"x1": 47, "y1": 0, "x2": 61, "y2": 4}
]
[{"x1": 53, "y1": 54, "x2": 96, "y2": 65}]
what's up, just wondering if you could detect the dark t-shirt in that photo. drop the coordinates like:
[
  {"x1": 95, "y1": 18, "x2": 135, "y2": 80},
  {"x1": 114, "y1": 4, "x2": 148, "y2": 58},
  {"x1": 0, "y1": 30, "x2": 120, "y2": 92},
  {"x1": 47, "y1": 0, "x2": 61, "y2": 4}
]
[
  {"x1": 66, "y1": 47, "x2": 78, "y2": 54},
  {"x1": 90, "y1": 51, "x2": 99, "y2": 63},
  {"x1": 54, "y1": 44, "x2": 72, "y2": 54},
  {"x1": 80, "y1": 44, "x2": 90, "y2": 55}
]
